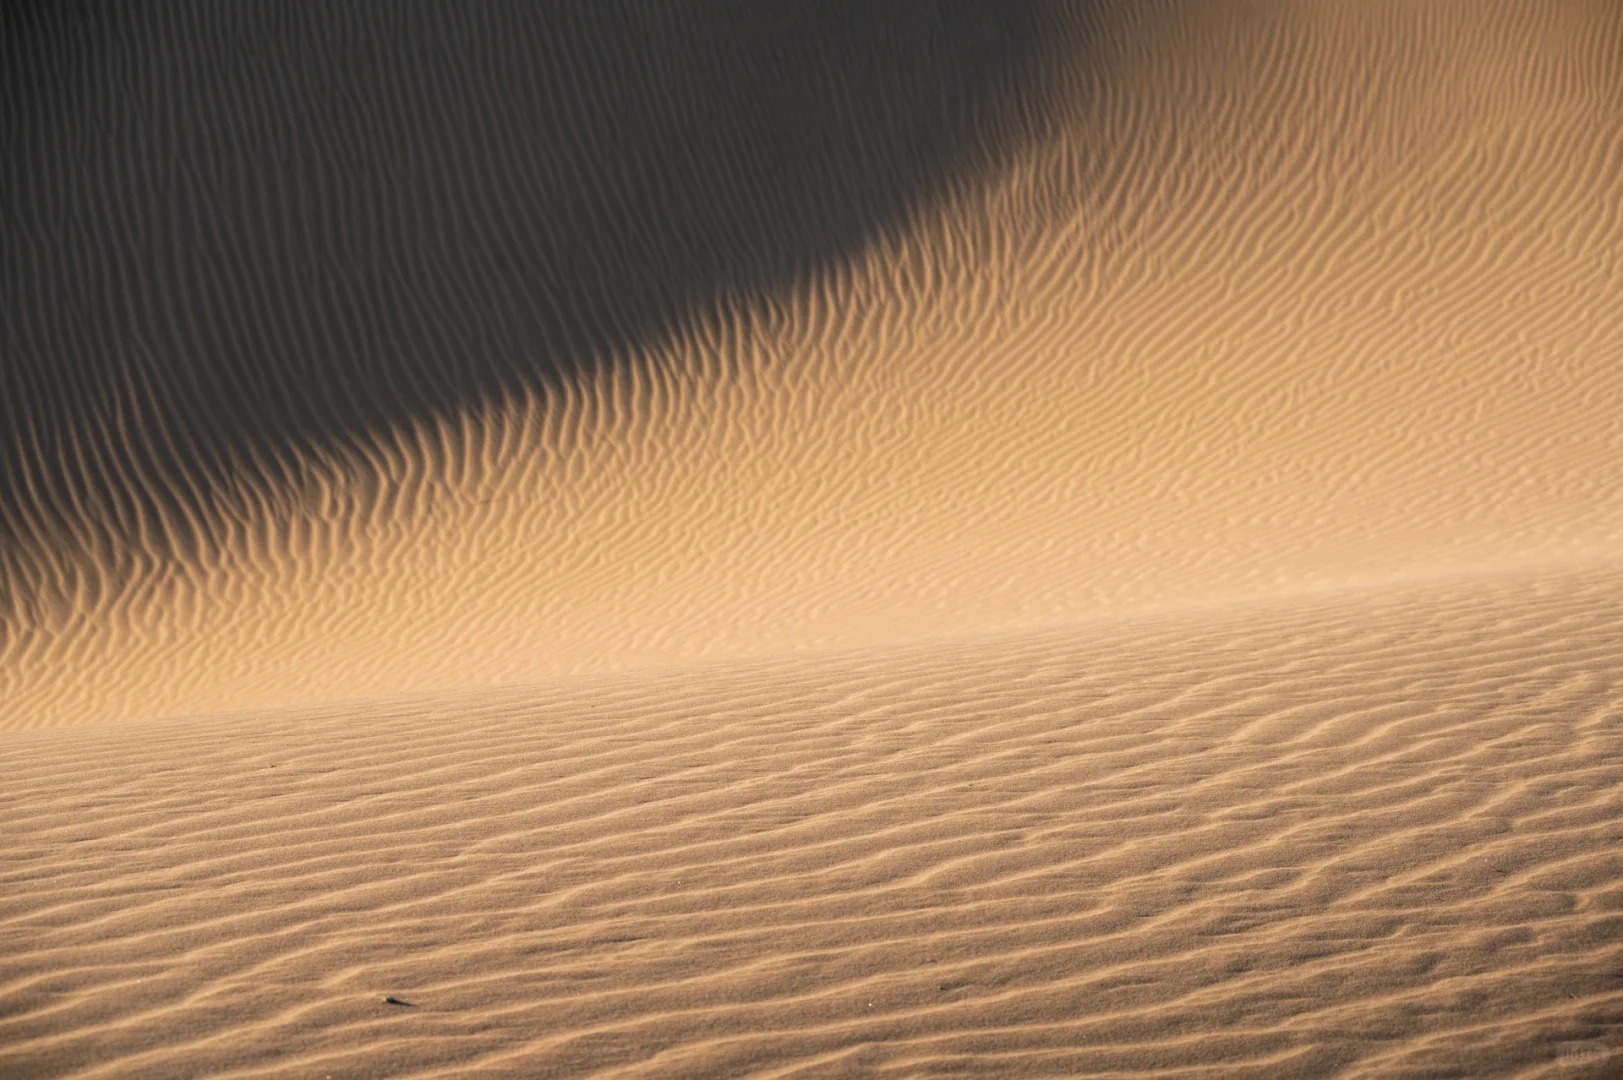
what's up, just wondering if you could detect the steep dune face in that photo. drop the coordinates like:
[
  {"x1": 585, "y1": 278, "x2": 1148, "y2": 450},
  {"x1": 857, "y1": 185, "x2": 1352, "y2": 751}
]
[
  {"x1": 3, "y1": 564, "x2": 1619, "y2": 1076},
  {"x1": 6, "y1": 0, "x2": 1623, "y2": 726}
]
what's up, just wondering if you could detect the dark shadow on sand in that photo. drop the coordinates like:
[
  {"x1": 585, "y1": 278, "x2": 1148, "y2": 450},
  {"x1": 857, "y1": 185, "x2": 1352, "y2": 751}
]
[{"x1": 2, "y1": 0, "x2": 1077, "y2": 585}]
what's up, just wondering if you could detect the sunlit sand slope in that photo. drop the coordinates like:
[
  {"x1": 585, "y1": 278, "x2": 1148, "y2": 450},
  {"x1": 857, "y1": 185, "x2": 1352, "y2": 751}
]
[
  {"x1": 5, "y1": 0, "x2": 1623, "y2": 727},
  {"x1": 3, "y1": 563, "x2": 1619, "y2": 1078}
]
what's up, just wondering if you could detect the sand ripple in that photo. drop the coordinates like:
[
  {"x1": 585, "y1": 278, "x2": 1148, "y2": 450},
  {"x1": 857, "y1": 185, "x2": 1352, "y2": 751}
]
[
  {"x1": 3, "y1": 565, "x2": 1619, "y2": 1076},
  {"x1": 5, "y1": 1, "x2": 1623, "y2": 726}
]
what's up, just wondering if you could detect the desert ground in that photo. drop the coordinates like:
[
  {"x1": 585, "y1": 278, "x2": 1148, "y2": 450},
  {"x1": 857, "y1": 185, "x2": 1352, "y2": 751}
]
[{"x1": 3, "y1": 1, "x2": 1621, "y2": 1076}]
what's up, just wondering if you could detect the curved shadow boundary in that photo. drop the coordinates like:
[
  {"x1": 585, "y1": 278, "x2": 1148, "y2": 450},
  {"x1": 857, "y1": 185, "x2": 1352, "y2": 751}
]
[{"x1": 3, "y1": 0, "x2": 1077, "y2": 598}]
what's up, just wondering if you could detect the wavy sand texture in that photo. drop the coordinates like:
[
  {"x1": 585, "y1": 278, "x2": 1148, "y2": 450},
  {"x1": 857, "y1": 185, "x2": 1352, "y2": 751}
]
[
  {"x1": 5, "y1": 0, "x2": 1623, "y2": 727},
  {"x1": 2, "y1": 564, "x2": 1620, "y2": 1077}
]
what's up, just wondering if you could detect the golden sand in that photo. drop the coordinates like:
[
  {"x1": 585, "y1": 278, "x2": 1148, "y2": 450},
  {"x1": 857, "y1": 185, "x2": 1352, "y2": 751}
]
[{"x1": 2, "y1": 2, "x2": 1619, "y2": 1074}]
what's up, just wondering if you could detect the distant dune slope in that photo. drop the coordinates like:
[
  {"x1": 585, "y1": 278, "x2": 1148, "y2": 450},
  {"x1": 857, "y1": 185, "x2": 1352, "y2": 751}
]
[
  {"x1": 2, "y1": 564, "x2": 1620, "y2": 1077},
  {"x1": 5, "y1": 1, "x2": 1623, "y2": 726}
]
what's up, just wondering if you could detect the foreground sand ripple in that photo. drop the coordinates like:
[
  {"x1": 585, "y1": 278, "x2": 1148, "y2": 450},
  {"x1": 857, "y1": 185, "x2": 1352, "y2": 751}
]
[{"x1": 3, "y1": 563, "x2": 1619, "y2": 1077}]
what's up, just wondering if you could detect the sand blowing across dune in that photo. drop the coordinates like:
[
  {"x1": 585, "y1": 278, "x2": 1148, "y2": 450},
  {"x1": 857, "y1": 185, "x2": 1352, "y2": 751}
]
[{"x1": 2, "y1": 0, "x2": 1622, "y2": 1076}]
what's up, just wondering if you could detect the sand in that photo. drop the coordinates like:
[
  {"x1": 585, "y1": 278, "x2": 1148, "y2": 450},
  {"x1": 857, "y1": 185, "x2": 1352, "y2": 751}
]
[
  {"x1": 2, "y1": 1, "x2": 1621, "y2": 1075},
  {"x1": 4, "y1": 565, "x2": 1621, "y2": 1076}
]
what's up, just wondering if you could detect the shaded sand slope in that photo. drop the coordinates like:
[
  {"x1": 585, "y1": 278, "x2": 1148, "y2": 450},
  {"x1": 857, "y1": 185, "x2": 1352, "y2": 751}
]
[
  {"x1": 2, "y1": 0, "x2": 1048, "y2": 540},
  {"x1": 3, "y1": 562, "x2": 1620, "y2": 1077},
  {"x1": 6, "y1": 0, "x2": 1623, "y2": 727}
]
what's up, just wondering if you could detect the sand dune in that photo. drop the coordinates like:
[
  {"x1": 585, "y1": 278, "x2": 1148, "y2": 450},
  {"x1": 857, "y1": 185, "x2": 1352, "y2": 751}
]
[
  {"x1": 3, "y1": 563, "x2": 1620, "y2": 1076},
  {"x1": 5, "y1": 0, "x2": 1623, "y2": 726},
  {"x1": 4, "y1": 0, "x2": 1622, "y2": 1075}
]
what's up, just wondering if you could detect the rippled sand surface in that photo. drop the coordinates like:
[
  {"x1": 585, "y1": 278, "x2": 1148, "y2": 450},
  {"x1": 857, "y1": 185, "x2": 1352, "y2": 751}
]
[
  {"x1": 4, "y1": 566, "x2": 1621, "y2": 1077},
  {"x1": 3, "y1": 1, "x2": 1620, "y2": 1075}
]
